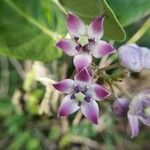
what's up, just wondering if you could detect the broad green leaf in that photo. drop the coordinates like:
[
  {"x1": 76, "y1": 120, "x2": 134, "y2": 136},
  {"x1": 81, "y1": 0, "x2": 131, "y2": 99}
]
[
  {"x1": 0, "y1": 0, "x2": 66, "y2": 61},
  {"x1": 59, "y1": 0, "x2": 126, "y2": 41},
  {"x1": 107, "y1": 0, "x2": 150, "y2": 26}
]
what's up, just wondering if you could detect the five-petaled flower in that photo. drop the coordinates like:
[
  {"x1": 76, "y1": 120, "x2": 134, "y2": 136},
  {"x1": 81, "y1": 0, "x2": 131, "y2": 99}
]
[
  {"x1": 55, "y1": 13, "x2": 116, "y2": 72},
  {"x1": 53, "y1": 68, "x2": 110, "y2": 124}
]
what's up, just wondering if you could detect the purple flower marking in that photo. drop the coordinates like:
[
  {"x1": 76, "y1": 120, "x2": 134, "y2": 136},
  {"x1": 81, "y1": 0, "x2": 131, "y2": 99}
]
[
  {"x1": 55, "y1": 14, "x2": 116, "y2": 72},
  {"x1": 53, "y1": 68, "x2": 110, "y2": 124}
]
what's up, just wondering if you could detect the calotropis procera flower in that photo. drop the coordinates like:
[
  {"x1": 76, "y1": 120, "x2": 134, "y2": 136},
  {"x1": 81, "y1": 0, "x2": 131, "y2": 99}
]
[
  {"x1": 128, "y1": 90, "x2": 150, "y2": 138},
  {"x1": 53, "y1": 68, "x2": 110, "y2": 124},
  {"x1": 55, "y1": 14, "x2": 116, "y2": 71},
  {"x1": 118, "y1": 43, "x2": 150, "y2": 72}
]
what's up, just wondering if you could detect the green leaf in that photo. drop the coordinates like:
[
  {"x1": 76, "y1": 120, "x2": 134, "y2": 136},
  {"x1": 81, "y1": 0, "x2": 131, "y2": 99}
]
[
  {"x1": 107, "y1": 0, "x2": 150, "y2": 26},
  {"x1": 0, "y1": 0, "x2": 66, "y2": 61},
  {"x1": 59, "y1": 0, "x2": 126, "y2": 41}
]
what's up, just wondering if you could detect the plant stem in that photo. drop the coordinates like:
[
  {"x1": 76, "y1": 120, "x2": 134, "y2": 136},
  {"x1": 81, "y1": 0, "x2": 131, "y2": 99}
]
[
  {"x1": 51, "y1": 0, "x2": 67, "y2": 14},
  {"x1": 0, "y1": 57, "x2": 9, "y2": 97},
  {"x1": 72, "y1": 112, "x2": 82, "y2": 126},
  {"x1": 105, "y1": 53, "x2": 118, "y2": 66},
  {"x1": 127, "y1": 18, "x2": 150, "y2": 43},
  {"x1": 70, "y1": 135, "x2": 102, "y2": 149},
  {"x1": 112, "y1": 82, "x2": 132, "y2": 99},
  {"x1": 9, "y1": 58, "x2": 25, "y2": 79},
  {"x1": 100, "y1": 62, "x2": 121, "y2": 71}
]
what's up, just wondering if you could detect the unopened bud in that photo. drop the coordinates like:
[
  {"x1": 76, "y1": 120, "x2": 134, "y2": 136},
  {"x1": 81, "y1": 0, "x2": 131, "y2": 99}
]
[{"x1": 118, "y1": 44, "x2": 143, "y2": 72}]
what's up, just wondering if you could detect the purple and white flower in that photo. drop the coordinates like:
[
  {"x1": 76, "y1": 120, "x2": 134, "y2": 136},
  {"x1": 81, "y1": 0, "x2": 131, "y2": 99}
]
[
  {"x1": 53, "y1": 68, "x2": 110, "y2": 124},
  {"x1": 118, "y1": 44, "x2": 150, "y2": 72},
  {"x1": 55, "y1": 14, "x2": 116, "y2": 71},
  {"x1": 128, "y1": 90, "x2": 150, "y2": 138}
]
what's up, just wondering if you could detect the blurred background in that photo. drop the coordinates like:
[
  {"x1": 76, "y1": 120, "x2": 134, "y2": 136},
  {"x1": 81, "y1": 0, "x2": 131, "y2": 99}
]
[{"x1": 0, "y1": 0, "x2": 150, "y2": 149}]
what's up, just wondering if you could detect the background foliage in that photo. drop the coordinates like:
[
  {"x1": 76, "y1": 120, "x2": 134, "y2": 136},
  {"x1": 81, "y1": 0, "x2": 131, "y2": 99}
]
[{"x1": 0, "y1": 0, "x2": 149, "y2": 149}]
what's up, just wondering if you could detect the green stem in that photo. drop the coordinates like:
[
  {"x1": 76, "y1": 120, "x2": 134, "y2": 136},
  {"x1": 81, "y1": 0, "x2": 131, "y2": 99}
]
[
  {"x1": 51, "y1": 0, "x2": 67, "y2": 15},
  {"x1": 112, "y1": 82, "x2": 132, "y2": 99},
  {"x1": 127, "y1": 18, "x2": 150, "y2": 43},
  {"x1": 4, "y1": 0, "x2": 62, "y2": 41},
  {"x1": 100, "y1": 63, "x2": 121, "y2": 71}
]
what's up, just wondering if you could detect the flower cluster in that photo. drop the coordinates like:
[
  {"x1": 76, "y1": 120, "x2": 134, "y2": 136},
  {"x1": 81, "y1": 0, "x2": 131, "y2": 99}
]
[
  {"x1": 53, "y1": 13, "x2": 113, "y2": 124},
  {"x1": 53, "y1": 13, "x2": 150, "y2": 137}
]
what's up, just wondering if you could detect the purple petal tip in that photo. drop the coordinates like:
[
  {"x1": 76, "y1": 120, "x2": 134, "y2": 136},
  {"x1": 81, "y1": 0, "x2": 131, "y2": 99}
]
[
  {"x1": 53, "y1": 79, "x2": 74, "y2": 93},
  {"x1": 67, "y1": 13, "x2": 86, "y2": 37},
  {"x1": 75, "y1": 67, "x2": 92, "y2": 83},
  {"x1": 91, "y1": 84, "x2": 111, "y2": 100},
  {"x1": 58, "y1": 109, "x2": 67, "y2": 117},
  {"x1": 92, "y1": 118, "x2": 98, "y2": 124},
  {"x1": 55, "y1": 40, "x2": 69, "y2": 51},
  {"x1": 92, "y1": 16, "x2": 104, "y2": 32}
]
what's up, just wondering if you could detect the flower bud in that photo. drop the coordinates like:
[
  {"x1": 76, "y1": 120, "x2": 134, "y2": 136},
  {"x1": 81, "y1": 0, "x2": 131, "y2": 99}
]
[
  {"x1": 118, "y1": 44, "x2": 144, "y2": 72},
  {"x1": 112, "y1": 98, "x2": 129, "y2": 117}
]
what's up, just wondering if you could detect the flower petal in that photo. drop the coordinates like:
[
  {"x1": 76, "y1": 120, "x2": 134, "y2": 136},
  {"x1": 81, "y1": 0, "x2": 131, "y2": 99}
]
[
  {"x1": 112, "y1": 98, "x2": 129, "y2": 117},
  {"x1": 67, "y1": 14, "x2": 86, "y2": 38},
  {"x1": 55, "y1": 39, "x2": 78, "y2": 56},
  {"x1": 87, "y1": 16, "x2": 104, "y2": 41},
  {"x1": 89, "y1": 84, "x2": 110, "y2": 100},
  {"x1": 73, "y1": 53, "x2": 92, "y2": 72},
  {"x1": 141, "y1": 47, "x2": 150, "y2": 69},
  {"x1": 129, "y1": 94, "x2": 143, "y2": 115},
  {"x1": 53, "y1": 79, "x2": 74, "y2": 94},
  {"x1": 138, "y1": 116, "x2": 150, "y2": 127},
  {"x1": 89, "y1": 40, "x2": 116, "y2": 58},
  {"x1": 128, "y1": 113, "x2": 139, "y2": 138},
  {"x1": 118, "y1": 44, "x2": 144, "y2": 72},
  {"x1": 81, "y1": 100, "x2": 99, "y2": 124},
  {"x1": 58, "y1": 95, "x2": 80, "y2": 117},
  {"x1": 74, "y1": 67, "x2": 92, "y2": 86}
]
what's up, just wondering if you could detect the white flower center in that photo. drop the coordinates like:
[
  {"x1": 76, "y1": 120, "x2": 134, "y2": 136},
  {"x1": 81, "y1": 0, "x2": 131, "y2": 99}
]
[
  {"x1": 78, "y1": 35, "x2": 89, "y2": 47},
  {"x1": 75, "y1": 92, "x2": 85, "y2": 102}
]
